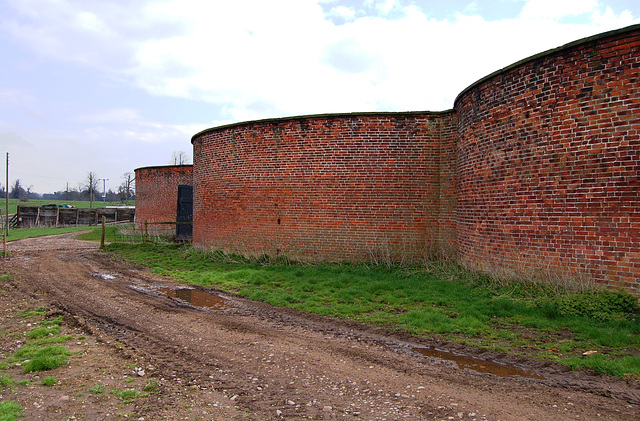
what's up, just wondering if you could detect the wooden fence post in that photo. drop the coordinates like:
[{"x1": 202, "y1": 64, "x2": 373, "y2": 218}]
[{"x1": 100, "y1": 216, "x2": 106, "y2": 249}]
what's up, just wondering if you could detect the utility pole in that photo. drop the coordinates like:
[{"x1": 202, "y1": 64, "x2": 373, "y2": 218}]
[
  {"x1": 100, "y1": 178, "x2": 109, "y2": 207},
  {"x1": 5, "y1": 153, "x2": 8, "y2": 237}
]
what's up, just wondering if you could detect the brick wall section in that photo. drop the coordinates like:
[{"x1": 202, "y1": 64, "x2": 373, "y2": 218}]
[
  {"x1": 192, "y1": 112, "x2": 457, "y2": 262},
  {"x1": 134, "y1": 165, "x2": 193, "y2": 235},
  {"x1": 455, "y1": 26, "x2": 640, "y2": 292}
]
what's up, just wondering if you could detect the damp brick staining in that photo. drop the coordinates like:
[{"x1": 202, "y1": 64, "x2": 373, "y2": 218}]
[
  {"x1": 145, "y1": 24, "x2": 639, "y2": 294},
  {"x1": 135, "y1": 165, "x2": 193, "y2": 235}
]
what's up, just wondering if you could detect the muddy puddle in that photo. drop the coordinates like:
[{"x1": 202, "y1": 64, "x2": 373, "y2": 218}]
[
  {"x1": 158, "y1": 287, "x2": 238, "y2": 311},
  {"x1": 92, "y1": 273, "x2": 116, "y2": 280},
  {"x1": 414, "y1": 347, "x2": 546, "y2": 380}
]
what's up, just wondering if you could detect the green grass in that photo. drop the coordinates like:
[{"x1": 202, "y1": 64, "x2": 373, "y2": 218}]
[
  {"x1": 4, "y1": 311, "x2": 72, "y2": 373},
  {"x1": 110, "y1": 388, "x2": 147, "y2": 403},
  {"x1": 0, "y1": 400, "x2": 23, "y2": 421},
  {"x1": 41, "y1": 376, "x2": 57, "y2": 386},
  {"x1": 5, "y1": 226, "x2": 91, "y2": 242},
  {"x1": 76, "y1": 226, "x2": 117, "y2": 242},
  {"x1": 16, "y1": 345, "x2": 71, "y2": 373},
  {"x1": 104, "y1": 242, "x2": 640, "y2": 378},
  {"x1": 26, "y1": 325, "x2": 61, "y2": 340},
  {"x1": 0, "y1": 376, "x2": 13, "y2": 389},
  {"x1": 18, "y1": 307, "x2": 46, "y2": 319},
  {"x1": 142, "y1": 378, "x2": 158, "y2": 392},
  {"x1": 89, "y1": 384, "x2": 106, "y2": 394}
]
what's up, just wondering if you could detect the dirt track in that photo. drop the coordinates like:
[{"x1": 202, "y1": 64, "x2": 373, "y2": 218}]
[{"x1": 2, "y1": 233, "x2": 639, "y2": 420}]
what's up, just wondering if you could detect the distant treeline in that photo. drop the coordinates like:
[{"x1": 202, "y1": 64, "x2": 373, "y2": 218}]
[{"x1": 0, "y1": 172, "x2": 135, "y2": 204}]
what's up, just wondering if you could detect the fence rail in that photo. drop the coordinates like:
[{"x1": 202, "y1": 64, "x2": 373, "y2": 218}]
[{"x1": 16, "y1": 205, "x2": 135, "y2": 227}]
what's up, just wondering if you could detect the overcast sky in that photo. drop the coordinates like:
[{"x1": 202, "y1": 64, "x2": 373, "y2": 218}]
[{"x1": 1, "y1": 0, "x2": 638, "y2": 194}]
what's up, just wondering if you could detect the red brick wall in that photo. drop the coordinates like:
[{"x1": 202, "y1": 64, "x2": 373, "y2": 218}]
[
  {"x1": 134, "y1": 165, "x2": 193, "y2": 235},
  {"x1": 192, "y1": 112, "x2": 457, "y2": 262},
  {"x1": 184, "y1": 25, "x2": 639, "y2": 293},
  {"x1": 455, "y1": 26, "x2": 640, "y2": 292}
]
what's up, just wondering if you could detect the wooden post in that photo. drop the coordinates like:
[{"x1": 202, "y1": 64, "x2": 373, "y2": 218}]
[
  {"x1": 55, "y1": 207, "x2": 60, "y2": 227},
  {"x1": 1, "y1": 209, "x2": 5, "y2": 258},
  {"x1": 100, "y1": 216, "x2": 106, "y2": 249}
]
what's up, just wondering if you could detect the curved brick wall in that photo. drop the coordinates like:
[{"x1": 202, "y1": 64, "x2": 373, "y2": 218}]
[
  {"x1": 134, "y1": 165, "x2": 193, "y2": 235},
  {"x1": 187, "y1": 24, "x2": 639, "y2": 292},
  {"x1": 455, "y1": 25, "x2": 640, "y2": 291},
  {"x1": 192, "y1": 112, "x2": 457, "y2": 261}
]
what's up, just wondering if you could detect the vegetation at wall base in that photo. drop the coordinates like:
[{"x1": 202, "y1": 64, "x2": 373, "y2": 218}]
[{"x1": 103, "y1": 242, "x2": 640, "y2": 379}]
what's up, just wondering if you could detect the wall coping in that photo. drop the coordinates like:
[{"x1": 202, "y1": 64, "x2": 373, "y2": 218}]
[
  {"x1": 135, "y1": 164, "x2": 193, "y2": 172},
  {"x1": 454, "y1": 23, "x2": 640, "y2": 106},
  {"x1": 191, "y1": 110, "x2": 455, "y2": 143}
]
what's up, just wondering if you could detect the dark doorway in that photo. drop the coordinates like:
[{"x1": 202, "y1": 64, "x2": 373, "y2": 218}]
[{"x1": 176, "y1": 185, "x2": 193, "y2": 240}]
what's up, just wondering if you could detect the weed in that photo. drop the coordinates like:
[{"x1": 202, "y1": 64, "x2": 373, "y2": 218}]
[
  {"x1": 41, "y1": 376, "x2": 57, "y2": 386},
  {"x1": 125, "y1": 377, "x2": 135, "y2": 383},
  {"x1": 89, "y1": 384, "x2": 106, "y2": 394},
  {"x1": 15, "y1": 345, "x2": 71, "y2": 372},
  {"x1": 559, "y1": 290, "x2": 639, "y2": 322},
  {"x1": 19, "y1": 307, "x2": 46, "y2": 319},
  {"x1": 110, "y1": 389, "x2": 147, "y2": 403},
  {"x1": 16, "y1": 380, "x2": 30, "y2": 386},
  {"x1": 26, "y1": 325, "x2": 61, "y2": 339},
  {"x1": 0, "y1": 375, "x2": 13, "y2": 389},
  {"x1": 142, "y1": 378, "x2": 157, "y2": 392},
  {"x1": 0, "y1": 400, "x2": 24, "y2": 421},
  {"x1": 40, "y1": 316, "x2": 64, "y2": 327}
]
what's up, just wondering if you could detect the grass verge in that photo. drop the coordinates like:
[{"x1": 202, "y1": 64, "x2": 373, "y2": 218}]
[
  {"x1": 5, "y1": 226, "x2": 90, "y2": 242},
  {"x1": 104, "y1": 242, "x2": 640, "y2": 379}
]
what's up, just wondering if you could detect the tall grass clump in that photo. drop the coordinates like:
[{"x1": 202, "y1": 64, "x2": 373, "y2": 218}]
[{"x1": 0, "y1": 400, "x2": 24, "y2": 421}]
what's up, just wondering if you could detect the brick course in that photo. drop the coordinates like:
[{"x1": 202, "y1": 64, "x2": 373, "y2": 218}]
[{"x1": 134, "y1": 165, "x2": 193, "y2": 236}]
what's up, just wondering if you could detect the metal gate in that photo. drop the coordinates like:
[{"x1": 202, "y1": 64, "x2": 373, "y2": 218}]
[{"x1": 176, "y1": 184, "x2": 193, "y2": 240}]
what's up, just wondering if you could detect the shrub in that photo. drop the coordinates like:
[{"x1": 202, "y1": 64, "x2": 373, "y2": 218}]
[{"x1": 559, "y1": 290, "x2": 640, "y2": 322}]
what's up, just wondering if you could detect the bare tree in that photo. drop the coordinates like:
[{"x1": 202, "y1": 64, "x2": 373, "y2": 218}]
[
  {"x1": 119, "y1": 172, "x2": 135, "y2": 205},
  {"x1": 170, "y1": 151, "x2": 191, "y2": 165},
  {"x1": 84, "y1": 172, "x2": 99, "y2": 209}
]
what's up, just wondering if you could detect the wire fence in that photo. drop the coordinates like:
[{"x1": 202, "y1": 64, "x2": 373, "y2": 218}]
[{"x1": 101, "y1": 221, "x2": 192, "y2": 245}]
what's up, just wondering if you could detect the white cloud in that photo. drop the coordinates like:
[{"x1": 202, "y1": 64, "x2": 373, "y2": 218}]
[
  {"x1": 328, "y1": 5, "x2": 357, "y2": 20},
  {"x1": 521, "y1": 0, "x2": 599, "y2": 19},
  {"x1": 2, "y1": 0, "x2": 638, "y2": 119}
]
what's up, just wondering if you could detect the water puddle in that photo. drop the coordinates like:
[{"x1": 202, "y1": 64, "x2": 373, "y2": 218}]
[
  {"x1": 91, "y1": 273, "x2": 116, "y2": 280},
  {"x1": 157, "y1": 287, "x2": 238, "y2": 311},
  {"x1": 413, "y1": 347, "x2": 546, "y2": 380}
]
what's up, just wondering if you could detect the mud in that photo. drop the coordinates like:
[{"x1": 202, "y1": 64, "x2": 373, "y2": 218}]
[
  {"x1": 1, "y1": 233, "x2": 639, "y2": 420},
  {"x1": 413, "y1": 347, "x2": 546, "y2": 380},
  {"x1": 156, "y1": 286, "x2": 239, "y2": 311}
]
